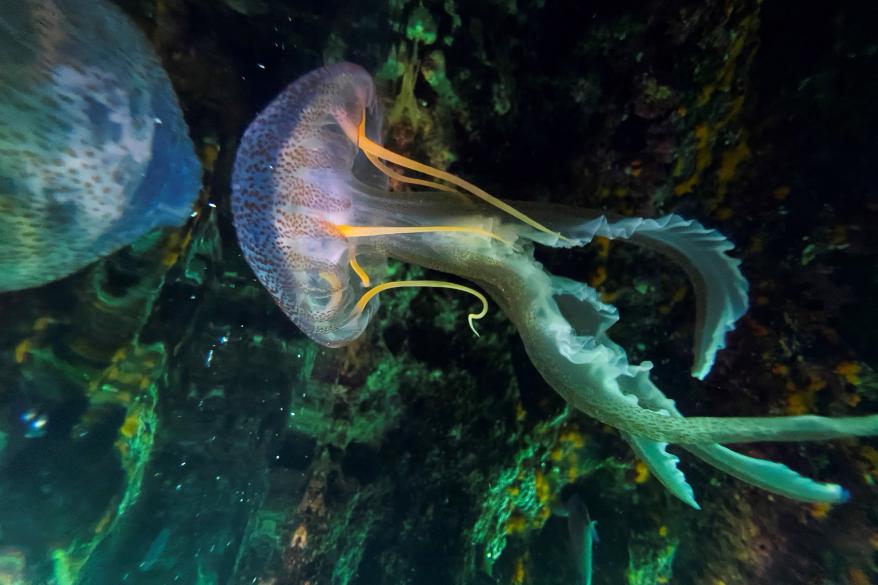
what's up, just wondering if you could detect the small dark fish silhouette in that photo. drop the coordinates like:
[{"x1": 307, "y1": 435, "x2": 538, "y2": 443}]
[
  {"x1": 138, "y1": 528, "x2": 171, "y2": 572},
  {"x1": 564, "y1": 494, "x2": 598, "y2": 585}
]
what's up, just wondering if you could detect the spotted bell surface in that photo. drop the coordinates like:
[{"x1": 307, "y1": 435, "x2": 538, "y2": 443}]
[{"x1": 0, "y1": 0, "x2": 201, "y2": 291}]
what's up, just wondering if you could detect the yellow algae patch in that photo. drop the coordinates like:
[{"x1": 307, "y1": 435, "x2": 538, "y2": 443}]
[
  {"x1": 291, "y1": 524, "x2": 308, "y2": 548},
  {"x1": 717, "y1": 141, "x2": 751, "y2": 199},
  {"x1": 858, "y1": 446, "x2": 878, "y2": 481},
  {"x1": 674, "y1": 10, "x2": 759, "y2": 202},
  {"x1": 671, "y1": 286, "x2": 687, "y2": 304},
  {"x1": 771, "y1": 363, "x2": 790, "y2": 376},
  {"x1": 507, "y1": 514, "x2": 527, "y2": 535},
  {"x1": 782, "y1": 368, "x2": 827, "y2": 415},
  {"x1": 534, "y1": 471, "x2": 550, "y2": 503},
  {"x1": 600, "y1": 289, "x2": 622, "y2": 304},
  {"x1": 713, "y1": 206, "x2": 734, "y2": 221},
  {"x1": 835, "y1": 361, "x2": 862, "y2": 386},
  {"x1": 809, "y1": 502, "x2": 832, "y2": 520},
  {"x1": 805, "y1": 372, "x2": 826, "y2": 393},
  {"x1": 660, "y1": 285, "x2": 689, "y2": 315},
  {"x1": 844, "y1": 393, "x2": 861, "y2": 408},
  {"x1": 674, "y1": 122, "x2": 712, "y2": 196},
  {"x1": 161, "y1": 229, "x2": 193, "y2": 268},
  {"x1": 588, "y1": 265, "x2": 607, "y2": 288},
  {"x1": 512, "y1": 557, "x2": 526, "y2": 585},
  {"x1": 14, "y1": 339, "x2": 31, "y2": 364},
  {"x1": 495, "y1": 420, "x2": 601, "y2": 551},
  {"x1": 786, "y1": 392, "x2": 810, "y2": 415},
  {"x1": 593, "y1": 236, "x2": 611, "y2": 259},
  {"x1": 119, "y1": 411, "x2": 141, "y2": 439},
  {"x1": 93, "y1": 506, "x2": 116, "y2": 535},
  {"x1": 773, "y1": 185, "x2": 791, "y2": 200},
  {"x1": 200, "y1": 142, "x2": 220, "y2": 172},
  {"x1": 634, "y1": 460, "x2": 650, "y2": 484},
  {"x1": 849, "y1": 567, "x2": 871, "y2": 585},
  {"x1": 559, "y1": 429, "x2": 586, "y2": 448}
]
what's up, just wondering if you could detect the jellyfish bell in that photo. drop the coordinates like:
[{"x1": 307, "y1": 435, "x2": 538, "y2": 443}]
[
  {"x1": 233, "y1": 62, "x2": 544, "y2": 346},
  {"x1": 0, "y1": 0, "x2": 201, "y2": 292},
  {"x1": 232, "y1": 63, "x2": 386, "y2": 347},
  {"x1": 233, "y1": 62, "x2": 878, "y2": 507}
]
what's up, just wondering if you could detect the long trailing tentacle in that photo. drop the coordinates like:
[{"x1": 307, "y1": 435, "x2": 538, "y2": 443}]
[
  {"x1": 517, "y1": 209, "x2": 748, "y2": 380},
  {"x1": 381, "y1": 202, "x2": 878, "y2": 448},
  {"x1": 549, "y1": 265, "x2": 849, "y2": 506},
  {"x1": 620, "y1": 363, "x2": 849, "y2": 506},
  {"x1": 340, "y1": 110, "x2": 871, "y2": 502},
  {"x1": 625, "y1": 433, "x2": 700, "y2": 509},
  {"x1": 354, "y1": 116, "x2": 567, "y2": 241}
]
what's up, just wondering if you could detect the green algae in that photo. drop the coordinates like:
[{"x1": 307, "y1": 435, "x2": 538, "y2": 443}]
[
  {"x1": 406, "y1": 3, "x2": 438, "y2": 45},
  {"x1": 626, "y1": 537, "x2": 678, "y2": 585},
  {"x1": 422, "y1": 50, "x2": 460, "y2": 110},
  {"x1": 468, "y1": 409, "x2": 568, "y2": 574}
]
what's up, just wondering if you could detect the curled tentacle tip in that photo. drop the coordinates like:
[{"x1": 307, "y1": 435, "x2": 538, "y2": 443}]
[
  {"x1": 691, "y1": 360, "x2": 711, "y2": 381},
  {"x1": 837, "y1": 486, "x2": 851, "y2": 504}
]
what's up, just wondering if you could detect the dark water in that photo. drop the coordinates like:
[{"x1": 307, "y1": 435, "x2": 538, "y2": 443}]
[{"x1": 1, "y1": 1, "x2": 877, "y2": 584}]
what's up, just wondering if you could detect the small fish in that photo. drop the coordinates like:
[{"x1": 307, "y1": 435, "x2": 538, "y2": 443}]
[
  {"x1": 565, "y1": 494, "x2": 598, "y2": 585},
  {"x1": 138, "y1": 528, "x2": 170, "y2": 572}
]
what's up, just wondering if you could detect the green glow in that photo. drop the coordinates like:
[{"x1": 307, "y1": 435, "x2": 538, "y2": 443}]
[
  {"x1": 406, "y1": 3, "x2": 438, "y2": 45},
  {"x1": 627, "y1": 538, "x2": 678, "y2": 585}
]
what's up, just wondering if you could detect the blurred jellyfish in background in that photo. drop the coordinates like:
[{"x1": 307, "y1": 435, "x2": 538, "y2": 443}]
[{"x1": 0, "y1": 0, "x2": 201, "y2": 292}]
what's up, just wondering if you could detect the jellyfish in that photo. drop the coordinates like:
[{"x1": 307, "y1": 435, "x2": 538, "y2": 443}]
[
  {"x1": 232, "y1": 62, "x2": 878, "y2": 508},
  {"x1": 0, "y1": 0, "x2": 201, "y2": 292}
]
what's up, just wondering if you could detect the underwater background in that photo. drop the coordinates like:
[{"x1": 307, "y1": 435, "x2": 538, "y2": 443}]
[{"x1": 1, "y1": 0, "x2": 877, "y2": 584}]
